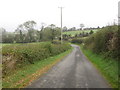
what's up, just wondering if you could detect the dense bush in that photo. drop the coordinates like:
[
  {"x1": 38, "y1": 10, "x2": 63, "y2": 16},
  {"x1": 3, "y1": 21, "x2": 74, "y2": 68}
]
[
  {"x1": 84, "y1": 25, "x2": 119, "y2": 60},
  {"x1": 2, "y1": 42, "x2": 71, "y2": 75}
]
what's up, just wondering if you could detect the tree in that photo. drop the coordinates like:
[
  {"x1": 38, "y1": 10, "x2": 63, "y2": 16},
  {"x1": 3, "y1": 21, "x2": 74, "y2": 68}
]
[
  {"x1": 63, "y1": 26, "x2": 67, "y2": 32},
  {"x1": 97, "y1": 26, "x2": 100, "y2": 29},
  {"x1": 23, "y1": 21, "x2": 36, "y2": 30},
  {"x1": 49, "y1": 24, "x2": 56, "y2": 29},
  {"x1": 39, "y1": 23, "x2": 46, "y2": 41},
  {"x1": 89, "y1": 30, "x2": 94, "y2": 34},
  {"x1": 49, "y1": 24, "x2": 56, "y2": 41},
  {"x1": 15, "y1": 24, "x2": 24, "y2": 43},
  {"x1": 3, "y1": 33, "x2": 14, "y2": 43},
  {"x1": 0, "y1": 28, "x2": 6, "y2": 43},
  {"x1": 41, "y1": 25, "x2": 61, "y2": 41},
  {"x1": 23, "y1": 20, "x2": 36, "y2": 42},
  {"x1": 0, "y1": 28, "x2": 14, "y2": 43},
  {"x1": 80, "y1": 24, "x2": 85, "y2": 30},
  {"x1": 0, "y1": 28, "x2": 15, "y2": 43},
  {"x1": 72, "y1": 27, "x2": 76, "y2": 31}
]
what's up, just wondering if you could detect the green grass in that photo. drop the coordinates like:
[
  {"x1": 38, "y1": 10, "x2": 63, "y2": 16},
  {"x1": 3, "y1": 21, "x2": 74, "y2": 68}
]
[
  {"x1": 63, "y1": 29, "x2": 98, "y2": 36},
  {"x1": 2, "y1": 47, "x2": 73, "y2": 88},
  {"x1": 80, "y1": 45, "x2": 118, "y2": 88}
]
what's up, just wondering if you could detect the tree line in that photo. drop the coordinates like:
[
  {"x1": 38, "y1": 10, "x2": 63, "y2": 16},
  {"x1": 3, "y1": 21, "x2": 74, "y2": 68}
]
[
  {"x1": 0, "y1": 21, "x2": 97, "y2": 43},
  {"x1": 1, "y1": 21, "x2": 61, "y2": 43}
]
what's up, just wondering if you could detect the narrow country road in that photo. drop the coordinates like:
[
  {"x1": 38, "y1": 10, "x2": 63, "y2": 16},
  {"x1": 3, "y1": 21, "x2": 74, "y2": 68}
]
[{"x1": 27, "y1": 45, "x2": 110, "y2": 88}]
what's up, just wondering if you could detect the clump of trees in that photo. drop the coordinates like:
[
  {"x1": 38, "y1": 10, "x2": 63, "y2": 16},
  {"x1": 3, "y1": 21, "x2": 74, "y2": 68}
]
[{"x1": 1, "y1": 21, "x2": 61, "y2": 43}]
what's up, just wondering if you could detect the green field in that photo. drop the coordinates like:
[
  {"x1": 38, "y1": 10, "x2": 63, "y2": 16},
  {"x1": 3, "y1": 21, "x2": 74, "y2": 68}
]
[{"x1": 63, "y1": 30, "x2": 99, "y2": 36}]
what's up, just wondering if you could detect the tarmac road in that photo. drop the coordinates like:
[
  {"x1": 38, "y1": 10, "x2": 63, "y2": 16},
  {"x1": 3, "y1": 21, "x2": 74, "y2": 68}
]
[{"x1": 27, "y1": 44, "x2": 110, "y2": 88}]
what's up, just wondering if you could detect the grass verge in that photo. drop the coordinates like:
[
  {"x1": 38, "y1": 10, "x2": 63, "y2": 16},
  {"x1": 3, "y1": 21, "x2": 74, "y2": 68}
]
[
  {"x1": 80, "y1": 45, "x2": 118, "y2": 88},
  {"x1": 2, "y1": 47, "x2": 73, "y2": 88}
]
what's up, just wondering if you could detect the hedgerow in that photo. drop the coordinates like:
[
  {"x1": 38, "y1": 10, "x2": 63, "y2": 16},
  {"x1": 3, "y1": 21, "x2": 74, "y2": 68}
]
[
  {"x1": 2, "y1": 42, "x2": 71, "y2": 76},
  {"x1": 84, "y1": 25, "x2": 119, "y2": 60}
]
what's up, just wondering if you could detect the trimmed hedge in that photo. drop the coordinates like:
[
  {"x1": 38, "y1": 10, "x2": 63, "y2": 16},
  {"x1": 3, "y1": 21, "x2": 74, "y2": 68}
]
[{"x1": 2, "y1": 42, "x2": 71, "y2": 75}]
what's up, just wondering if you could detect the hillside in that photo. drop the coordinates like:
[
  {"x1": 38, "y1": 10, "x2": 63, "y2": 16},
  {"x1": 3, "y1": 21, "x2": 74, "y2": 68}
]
[{"x1": 63, "y1": 29, "x2": 99, "y2": 36}]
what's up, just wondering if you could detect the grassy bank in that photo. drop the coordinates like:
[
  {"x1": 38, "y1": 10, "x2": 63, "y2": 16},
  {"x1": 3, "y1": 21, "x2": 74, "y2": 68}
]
[
  {"x1": 80, "y1": 45, "x2": 118, "y2": 88},
  {"x1": 2, "y1": 47, "x2": 73, "y2": 88}
]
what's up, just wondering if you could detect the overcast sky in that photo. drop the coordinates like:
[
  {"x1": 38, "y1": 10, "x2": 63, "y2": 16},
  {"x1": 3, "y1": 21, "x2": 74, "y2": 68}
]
[{"x1": 0, "y1": 0, "x2": 119, "y2": 32}]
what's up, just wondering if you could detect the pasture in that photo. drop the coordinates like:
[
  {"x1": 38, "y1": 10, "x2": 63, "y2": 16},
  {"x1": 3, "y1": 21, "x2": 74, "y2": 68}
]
[{"x1": 63, "y1": 29, "x2": 99, "y2": 36}]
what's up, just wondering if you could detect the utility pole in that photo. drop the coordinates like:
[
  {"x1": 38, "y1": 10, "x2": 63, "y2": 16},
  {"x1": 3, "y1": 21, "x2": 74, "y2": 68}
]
[{"x1": 58, "y1": 7, "x2": 64, "y2": 44}]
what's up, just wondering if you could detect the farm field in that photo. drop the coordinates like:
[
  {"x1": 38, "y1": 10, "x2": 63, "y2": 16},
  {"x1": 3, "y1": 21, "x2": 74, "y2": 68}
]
[{"x1": 63, "y1": 29, "x2": 99, "y2": 36}]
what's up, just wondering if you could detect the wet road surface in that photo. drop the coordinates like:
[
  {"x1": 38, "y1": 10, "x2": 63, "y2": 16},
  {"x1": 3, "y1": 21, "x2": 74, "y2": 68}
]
[{"x1": 27, "y1": 45, "x2": 110, "y2": 88}]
